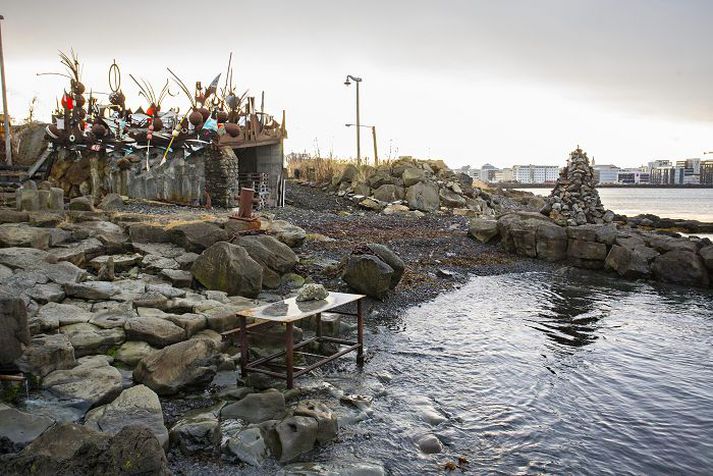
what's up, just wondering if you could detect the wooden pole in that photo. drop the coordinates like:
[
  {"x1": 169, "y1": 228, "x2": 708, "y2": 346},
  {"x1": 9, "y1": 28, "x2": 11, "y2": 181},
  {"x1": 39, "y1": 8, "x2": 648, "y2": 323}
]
[
  {"x1": 372, "y1": 126, "x2": 378, "y2": 167},
  {"x1": 355, "y1": 81, "x2": 361, "y2": 165},
  {"x1": 0, "y1": 15, "x2": 12, "y2": 165}
]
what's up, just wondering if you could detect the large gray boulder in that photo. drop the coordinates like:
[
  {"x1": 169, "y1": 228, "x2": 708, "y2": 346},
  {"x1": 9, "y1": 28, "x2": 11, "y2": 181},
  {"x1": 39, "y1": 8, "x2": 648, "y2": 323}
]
[
  {"x1": 294, "y1": 400, "x2": 338, "y2": 443},
  {"x1": 651, "y1": 250, "x2": 710, "y2": 287},
  {"x1": 191, "y1": 242, "x2": 263, "y2": 298},
  {"x1": 567, "y1": 239, "x2": 608, "y2": 268},
  {"x1": 276, "y1": 416, "x2": 318, "y2": 463},
  {"x1": 128, "y1": 222, "x2": 171, "y2": 243},
  {"x1": 125, "y1": 316, "x2": 185, "y2": 348},
  {"x1": 0, "y1": 223, "x2": 51, "y2": 249},
  {"x1": 342, "y1": 254, "x2": 394, "y2": 299},
  {"x1": 372, "y1": 184, "x2": 404, "y2": 202},
  {"x1": 265, "y1": 220, "x2": 306, "y2": 248},
  {"x1": 367, "y1": 243, "x2": 405, "y2": 288},
  {"x1": 221, "y1": 389, "x2": 287, "y2": 423},
  {"x1": 168, "y1": 222, "x2": 229, "y2": 253},
  {"x1": 498, "y1": 212, "x2": 553, "y2": 258},
  {"x1": 0, "y1": 247, "x2": 49, "y2": 270},
  {"x1": 84, "y1": 384, "x2": 169, "y2": 448},
  {"x1": 700, "y1": 245, "x2": 713, "y2": 271},
  {"x1": 405, "y1": 181, "x2": 440, "y2": 213},
  {"x1": 222, "y1": 426, "x2": 269, "y2": 466},
  {"x1": 535, "y1": 222, "x2": 568, "y2": 262},
  {"x1": 170, "y1": 404, "x2": 223, "y2": 456},
  {"x1": 43, "y1": 355, "x2": 123, "y2": 410},
  {"x1": 402, "y1": 167, "x2": 427, "y2": 186},
  {"x1": 468, "y1": 218, "x2": 499, "y2": 243},
  {"x1": 337, "y1": 164, "x2": 359, "y2": 184},
  {"x1": 16, "y1": 333, "x2": 75, "y2": 377},
  {"x1": 133, "y1": 336, "x2": 220, "y2": 395},
  {"x1": 0, "y1": 406, "x2": 54, "y2": 455},
  {"x1": 605, "y1": 245, "x2": 659, "y2": 278},
  {"x1": 115, "y1": 341, "x2": 157, "y2": 367},
  {"x1": 3, "y1": 423, "x2": 171, "y2": 476},
  {"x1": 60, "y1": 322, "x2": 126, "y2": 357},
  {"x1": 439, "y1": 188, "x2": 466, "y2": 208},
  {"x1": 238, "y1": 235, "x2": 298, "y2": 289},
  {"x1": 0, "y1": 291, "x2": 30, "y2": 367}
]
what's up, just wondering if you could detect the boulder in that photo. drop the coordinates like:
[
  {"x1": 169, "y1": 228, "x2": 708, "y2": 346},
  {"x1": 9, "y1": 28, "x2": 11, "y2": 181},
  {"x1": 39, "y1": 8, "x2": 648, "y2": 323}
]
[
  {"x1": 64, "y1": 281, "x2": 119, "y2": 300},
  {"x1": 417, "y1": 434, "x2": 444, "y2": 454},
  {"x1": 651, "y1": 250, "x2": 710, "y2": 287},
  {"x1": 223, "y1": 426, "x2": 269, "y2": 466},
  {"x1": 49, "y1": 237, "x2": 105, "y2": 267},
  {"x1": 604, "y1": 245, "x2": 657, "y2": 279},
  {"x1": 26, "y1": 282, "x2": 65, "y2": 304},
  {"x1": 342, "y1": 254, "x2": 394, "y2": 299},
  {"x1": 567, "y1": 239, "x2": 608, "y2": 262},
  {"x1": 160, "y1": 268, "x2": 193, "y2": 287},
  {"x1": 220, "y1": 389, "x2": 287, "y2": 423},
  {"x1": 366, "y1": 243, "x2": 405, "y2": 288},
  {"x1": 402, "y1": 167, "x2": 427, "y2": 186},
  {"x1": 405, "y1": 181, "x2": 440, "y2": 213},
  {"x1": 43, "y1": 355, "x2": 123, "y2": 410},
  {"x1": 536, "y1": 223, "x2": 568, "y2": 262},
  {"x1": 133, "y1": 337, "x2": 219, "y2": 395},
  {"x1": 168, "y1": 222, "x2": 229, "y2": 253},
  {"x1": 439, "y1": 188, "x2": 466, "y2": 208},
  {"x1": 60, "y1": 322, "x2": 125, "y2": 357},
  {"x1": 0, "y1": 406, "x2": 54, "y2": 455},
  {"x1": 89, "y1": 253, "x2": 142, "y2": 272},
  {"x1": 68, "y1": 196, "x2": 95, "y2": 211},
  {"x1": 115, "y1": 341, "x2": 157, "y2": 367},
  {"x1": 701, "y1": 245, "x2": 713, "y2": 271},
  {"x1": 0, "y1": 209, "x2": 29, "y2": 224},
  {"x1": 170, "y1": 404, "x2": 223, "y2": 455},
  {"x1": 0, "y1": 223, "x2": 51, "y2": 249},
  {"x1": 3, "y1": 423, "x2": 170, "y2": 476},
  {"x1": 84, "y1": 384, "x2": 169, "y2": 448},
  {"x1": 191, "y1": 242, "x2": 263, "y2": 298},
  {"x1": 238, "y1": 235, "x2": 298, "y2": 288},
  {"x1": 41, "y1": 260, "x2": 87, "y2": 285},
  {"x1": 337, "y1": 164, "x2": 359, "y2": 183},
  {"x1": 128, "y1": 222, "x2": 171, "y2": 243},
  {"x1": 468, "y1": 218, "x2": 499, "y2": 243},
  {"x1": 367, "y1": 170, "x2": 395, "y2": 189},
  {"x1": 98, "y1": 193, "x2": 124, "y2": 210},
  {"x1": 276, "y1": 416, "x2": 318, "y2": 463},
  {"x1": 372, "y1": 184, "x2": 404, "y2": 202},
  {"x1": 124, "y1": 316, "x2": 185, "y2": 348},
  {"x1": 294, "y1": 400, "x2": 338, "y2": 443},
  {"x1": 0, "y1": 291, "x2": 31, "y2": 367},
  {"x1": 0, "y1": 247, "x2": 49, "y2": 270},
  {"x1": 497, "y1": 212, "x2": 553, "y2": 258},
  {"x1": 16, "y1": 333, "x2": 75, "y2": 377},
  {"x1": 264, "y1": 220, "x2": 307, "y2": 248}
]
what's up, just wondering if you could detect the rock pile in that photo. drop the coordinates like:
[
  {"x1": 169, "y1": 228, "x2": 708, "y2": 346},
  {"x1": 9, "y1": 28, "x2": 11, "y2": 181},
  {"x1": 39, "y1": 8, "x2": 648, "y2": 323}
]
[{"x1": 541, "y1": 148, "x2": 613, "y2": 226}]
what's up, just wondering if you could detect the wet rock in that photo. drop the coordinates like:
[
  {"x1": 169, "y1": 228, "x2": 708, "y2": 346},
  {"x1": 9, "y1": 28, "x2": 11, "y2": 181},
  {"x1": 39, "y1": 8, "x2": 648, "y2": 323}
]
[
  {"x1": 417, "y1": 434, "x2": 443, "y2": 454},
  {"x1": 3, "y1": 423, "x2": 171, "y2": 476},
  {"x1": 701, "y1": 245, "x2": 713, "y2": 271},
  {"x1": 366, "y1": 243, "x2": 405, "y2": 288},
  {"x1": 605, "y1": 245, "x2": 658, "y2": 278},
  {"x1": 168, "y1": 222, "x2": 228, "y2": 253},
  {"x1": 223, "y1": 426, "x2": 269, "y2": 465},
  {"x1": 98, "y1": 193, "x2": 123, "y2": 210},
  {"x1": 342, "y1": 254, "x2": 394, "y2": 299},
  {"x1": 535, "y1": 222, "x2": 568, "y2": 262},
  {"x1": 281, "y1": 462, "x2": 386, "y2": 476},
  {"x1": 0, "y1": 223, "x2": 51, "y2": 249},
  {"x1": 60, "y1": 322, "x2": 125, "y2": 357},
  {"x1": 43, "y1": 355, "x2": 123, "y2": 409},
  {"x1": 498, "y1": 211, "x2": 553, "y2": 258},
  {"x1": 64, "y1": 281, "x2": 119, "y2": 300},
  {"x1": 220, "y1": 389, "x2": 287, "y2": 423},
  {"x1": 265, "y1": 219, "x2": 307, "y2": 248},
  {"x1": 468, "y1": 218, "x2": 499, "y2": 243},
  {"x1": 68, "y1": 196, "x2": 95, "y2": 211},
  {"x1": 115, "y1": 341, "x2": 157, "y2": 367},
  {"x1": 405, "y1": 181, "x2": 440, "y2": 212},
  {"x1": 294, "y1": 400, "x2": 338, "y2": 443},
  {"x1": 84, "y1": 384, "x2": 169, "y2": 448},
  {"x1": 0, "y1": 291, "x2": 31, "y2": 368},
  {"x1": 0, "y1": 406, "x2": 54, "y2": 455},
  {"x1": 652, "y1": 249, "x2": 710, "y2": 287},
  {"x1": 170, "y1": 404, "x2": 223, "y2": 455},
  {"x1": 16, "y1": 333, "x2": 75, "y2": 377},
  {"x1": 276, "y1": 415, "x2": 318, "y2": 463},
  {"x1": 133, "y1": 336, "x2": 219, "y2": 395},
  {"x1": 124, "y1": 316, "x2": 184, "y2": 348},
  {"x1": 191, "y1": 242, "x2": 263, "y2": 298}
]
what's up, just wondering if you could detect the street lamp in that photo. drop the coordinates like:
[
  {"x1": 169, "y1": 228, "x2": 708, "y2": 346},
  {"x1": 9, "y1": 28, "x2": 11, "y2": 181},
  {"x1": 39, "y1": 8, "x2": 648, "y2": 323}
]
[
  {"x1": 345, "y1": 123, "x2": 378, "y2": 166},
  {"x1": 0, "y1": 15, "x2": 11, "y2": 165},
  {"x1": 344, "y1": 74, "x2": 362, "y2": 164}
]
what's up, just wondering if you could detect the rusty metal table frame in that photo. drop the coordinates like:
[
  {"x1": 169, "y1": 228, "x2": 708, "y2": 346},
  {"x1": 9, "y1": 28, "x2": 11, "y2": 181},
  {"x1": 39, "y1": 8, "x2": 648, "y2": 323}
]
[{"x1": 222, "y1": 292, "x2": 366, "y2": 389}]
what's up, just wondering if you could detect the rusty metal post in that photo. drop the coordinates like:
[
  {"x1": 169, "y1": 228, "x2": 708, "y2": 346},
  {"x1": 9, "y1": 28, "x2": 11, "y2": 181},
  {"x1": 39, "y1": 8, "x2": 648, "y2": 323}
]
[
  {"x1": 285, "y1": 322, "x2": 294, "y2": 389},
  {"x1": 239, "y1": 315, "x2": 248, "y2": 377},
  {"x1": 239, "y1": 187, "x2": 254, "y2": 218},
  {"x1": 372, "y1": 126, "x2": 378, "y2": 167},
  {"x1": 0, "y1": 15, "x2": 11, "y2": 165},
  {"x1": 356, "y1": 299, "x2": 364, "y2": 366}
]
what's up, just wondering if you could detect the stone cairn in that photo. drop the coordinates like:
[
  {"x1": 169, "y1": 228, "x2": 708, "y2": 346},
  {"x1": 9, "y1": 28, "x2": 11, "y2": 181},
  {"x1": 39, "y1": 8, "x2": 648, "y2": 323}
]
[{"x1": 542, "y1": 147, "x2": 613, "y2": 226}]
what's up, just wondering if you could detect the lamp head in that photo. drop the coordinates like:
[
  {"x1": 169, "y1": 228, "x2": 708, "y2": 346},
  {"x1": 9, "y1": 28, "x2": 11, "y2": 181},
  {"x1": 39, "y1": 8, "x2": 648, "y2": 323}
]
[{"x1": 344, "y1": 78, "x2": 351, "y2": 86}]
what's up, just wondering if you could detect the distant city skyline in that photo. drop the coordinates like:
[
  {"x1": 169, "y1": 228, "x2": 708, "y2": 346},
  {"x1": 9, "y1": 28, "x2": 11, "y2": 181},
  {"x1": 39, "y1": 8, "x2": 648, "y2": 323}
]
[{"x1": 3, "y1": 1, "x2": 713, "y2": 168}]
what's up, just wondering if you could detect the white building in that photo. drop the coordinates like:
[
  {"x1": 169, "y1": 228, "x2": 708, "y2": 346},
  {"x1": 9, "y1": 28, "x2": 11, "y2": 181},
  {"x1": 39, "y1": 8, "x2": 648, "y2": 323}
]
[
  {"x1": 593, "y1": 164, "x2": 620, "y2": 184},
  {"x1": 617, "y1": 168, "x2": 651, "y2": 184},
  {"x1": 511, "y1": 164, "x2": 559, "y2": 184}
]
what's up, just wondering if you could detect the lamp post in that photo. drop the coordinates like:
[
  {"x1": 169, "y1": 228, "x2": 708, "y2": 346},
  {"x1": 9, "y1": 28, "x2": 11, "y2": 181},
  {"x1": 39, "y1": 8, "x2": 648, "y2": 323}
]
[
  {"x1": 344, "y1": 75, "x2": 362, "y2": 164},
  {"x1": 0, "y1": 15, "x2": 11, "y2": 165},
  {"x1": 345, "y1": 123, "x2": 378, "y2": 166}
]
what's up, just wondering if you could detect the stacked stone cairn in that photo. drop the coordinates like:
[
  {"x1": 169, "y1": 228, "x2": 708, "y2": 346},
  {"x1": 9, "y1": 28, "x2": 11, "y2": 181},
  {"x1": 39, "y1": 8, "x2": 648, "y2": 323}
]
[{"x1": 541, "y1": 147, "x2": 614, "y2": 226}]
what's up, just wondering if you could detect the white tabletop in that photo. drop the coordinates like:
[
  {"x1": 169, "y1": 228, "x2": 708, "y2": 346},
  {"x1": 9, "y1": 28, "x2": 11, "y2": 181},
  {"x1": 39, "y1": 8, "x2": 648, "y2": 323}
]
[{"x1": 237, "y1": 292, "x2": 365, "y2": 323}]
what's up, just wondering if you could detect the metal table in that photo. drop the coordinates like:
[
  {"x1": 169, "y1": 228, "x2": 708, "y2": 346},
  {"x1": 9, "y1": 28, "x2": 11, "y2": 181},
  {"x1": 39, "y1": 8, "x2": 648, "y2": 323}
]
[{"x1": 222, "y1": 292, "x2": 366, "y2": 389}]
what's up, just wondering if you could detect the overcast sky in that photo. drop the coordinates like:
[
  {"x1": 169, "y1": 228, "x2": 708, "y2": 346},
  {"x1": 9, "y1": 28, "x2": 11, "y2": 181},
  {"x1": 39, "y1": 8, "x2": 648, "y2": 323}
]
[{"x1": 2, "y1": 0, "x2": 713, "y2": 168}]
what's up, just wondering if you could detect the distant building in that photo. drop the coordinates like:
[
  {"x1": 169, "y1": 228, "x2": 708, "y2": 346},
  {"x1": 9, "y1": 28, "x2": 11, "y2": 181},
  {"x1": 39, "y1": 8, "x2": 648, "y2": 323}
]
[
  {"x1": 617, "y1": 168, "x2": 650, "y2": 184},
  {"x1": 593, "y1": 164, "x2": 620, "y2": 184},
  {"x1": 675, "y1": 158, "x2": 701, "y2": 184},
  {"x1": 480, "y1": 163, "x2": 500, "y2": 182},
  {"x1": 701, "y1": 160, "x2": 713, "y2": 185},
  {"x1": 494, "y1": 167, "x2": 514, "y2": 183},
  {"x1": 511, "y1": 164, "x2": 559, "y2": 184}
]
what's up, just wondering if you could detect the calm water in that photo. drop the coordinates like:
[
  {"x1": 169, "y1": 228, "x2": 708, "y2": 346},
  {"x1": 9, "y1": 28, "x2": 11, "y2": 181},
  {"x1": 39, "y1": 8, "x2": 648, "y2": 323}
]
[
  {"x1": 517, "y1": 188, "x2": 713, "y2": 223},
  {"x1": 306, "y1": 269, "x2": 713, "y2": 475}
]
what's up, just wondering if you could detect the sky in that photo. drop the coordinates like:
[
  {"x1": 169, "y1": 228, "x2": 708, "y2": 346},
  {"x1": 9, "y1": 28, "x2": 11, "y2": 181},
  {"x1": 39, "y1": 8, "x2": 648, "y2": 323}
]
[{"x1": 2, "y1": 0, "x2": 713, "y2": 169}]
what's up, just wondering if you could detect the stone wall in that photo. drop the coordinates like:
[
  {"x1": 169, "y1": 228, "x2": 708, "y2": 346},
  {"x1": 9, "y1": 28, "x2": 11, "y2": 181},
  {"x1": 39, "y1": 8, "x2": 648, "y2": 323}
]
[{"x1": 471, "y1": 212, "x2": 713, "y2": 289}]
